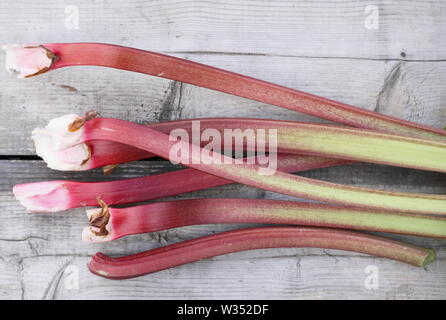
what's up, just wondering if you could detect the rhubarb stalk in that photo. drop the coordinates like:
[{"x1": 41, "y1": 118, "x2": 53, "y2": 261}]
[
  {"x1": 14, "y1": 154, "x2": 349, "y2": 212},
  {"x1": 33, "y1": 117, "x2": 446, "y2": 174},
  {"x1": 88, "y1": 227, "x2": 436, "y2": 279},
  {"x1": 30, "y1": 114, "x2": 446, "y2": 215},
  {"x1": 32, "y1": 117, "x2": 356, "y2": 171},
  {"x1": 81, "y1": 199, "x2": 446, "y2": 242},
  {"x1": 5, "y1": 43, "x2": 446, "y2": 141}
]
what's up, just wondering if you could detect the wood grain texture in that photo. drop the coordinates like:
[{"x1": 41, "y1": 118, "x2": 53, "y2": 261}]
[
  {"x1": 0, "y1": 0, "x2": 445, "y2": 60},
  {"x1": 0, "y1": 0, "x2": 445, "y2": 300},
  {"x1": 19, "y1": 254, "x2": 446, "y2": 300}
]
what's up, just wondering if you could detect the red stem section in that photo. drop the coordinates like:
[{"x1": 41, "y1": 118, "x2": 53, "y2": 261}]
[
  {"x1": 44, "y1": 43, "x2": 446, "y2": 141},
  {"x1": 94, "y1": 199, "x2": 446, "y2": 241},
  {"x1": 88, "y1": 227, "x2": 435, "y2": 279}
]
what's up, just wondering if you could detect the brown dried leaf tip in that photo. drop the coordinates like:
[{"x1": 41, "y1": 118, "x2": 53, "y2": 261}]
[
  {"x1": 68, "y1": 110, "x2": 100, "y2": 132},
  {"x1": 103, "y1": 164, "x2": 119, "y2": 175},
  {"x1": 89, "y1": 199, "x2": 110, "y2": 236}
]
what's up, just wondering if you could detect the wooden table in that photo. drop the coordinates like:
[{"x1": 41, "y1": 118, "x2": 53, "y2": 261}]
[{"x1": 0, "y1": 0, "x2": 445, "y2": 299}]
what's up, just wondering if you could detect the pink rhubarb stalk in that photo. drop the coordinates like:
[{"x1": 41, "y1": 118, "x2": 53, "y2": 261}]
[
  {"x1": 14, "y1": 154, "x2": 348, "y2": 212},
  {"x1": 82, "y1": 199, "x2": 446, "y2": 242},
  {"x1": 4, "y1": 43, "x2": 446, "y2": 141},
  {"x1": 88, "y1": 226, "x2": 436, "y2": 279},
  {"x1": 28, "y1": 114, "x2": 446, "y2": 215}
]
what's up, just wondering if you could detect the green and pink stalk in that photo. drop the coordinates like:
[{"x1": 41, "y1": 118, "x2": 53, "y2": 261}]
[
  {"x1": 4, "y1": 43, "x2": 446, "y2": 141},
  {"x1": 14, "y1": 154, "x2": 349, "y2": 212},
  {"x1": 82, "y1": 198, "x2": 446, "y2": 242},
  {"x1": 33, "y1": 116, "x2": 446, "y2": 174},
  {"x1": 88, "y1": 226, "x2": 436, "y2": 279},
  {"x1": 26, "y1": 113, "x2": 446, "y2": 215},
  {"x1": 32, "y1": 117, "x2": 355, "y2": 172}
]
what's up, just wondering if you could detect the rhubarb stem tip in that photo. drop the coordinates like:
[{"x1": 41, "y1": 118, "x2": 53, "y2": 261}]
[
  {"x1": 421, "y1": 250, "x2": 436, "y2": 268},
  {"x1": 3, "y1": 44, "x2": 57, "y2": 78}
]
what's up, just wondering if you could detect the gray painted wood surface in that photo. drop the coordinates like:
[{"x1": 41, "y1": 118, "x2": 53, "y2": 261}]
[{"x1": 0, "y1": 0, "x2": 445, "y2": 299}]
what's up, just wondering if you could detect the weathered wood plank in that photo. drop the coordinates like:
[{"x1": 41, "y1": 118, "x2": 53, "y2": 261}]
[
  {"x1": 18, "y1": 254, "x2": 446, "y2": 300},
  {"x1": 1, "y1": 55, "x2": 446, "y2": 154},
  {"x1": 0, "y1": 0, "x2": 445, "y2": 60},
  {"x1": 0, "y1": 261, "x2": 22, "y2": 300},
  {"x1": 1, "y1": 160, "x2": 445, "y2": 299},
  {"x1": 0, "y1": 66, "x2": 178, "y2": 155}
]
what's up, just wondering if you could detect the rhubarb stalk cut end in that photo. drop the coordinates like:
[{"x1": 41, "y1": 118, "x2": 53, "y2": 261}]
[
  {"x1": 82, "y1": 201, "x2": 112, "y2": 242},
  {"x1": 12, "y1": 181, "x2": 70, "y2": 212},
  {"x1": 421, "y1": 250, "x2": 436, "y2": 268},
  {"x1": 32, "y1": 114, "x2": 91, "y2": 171},
  {"x1": 3, "y1": 44, "x2": 56, "y2": 78}
]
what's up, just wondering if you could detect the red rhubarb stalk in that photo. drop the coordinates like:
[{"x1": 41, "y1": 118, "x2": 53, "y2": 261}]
[
  {"x1": 88, "y1": 226, "x2": 436, "y2": 279},
  {"x1": 31, "y1": 114, "x2": 446, "y2": 215},
  {"x1": 5, "y1": 43, "x2": 446, "y2": 141},
  {"x1": 82, "y1": 199, "x2": 446, "y2": 242},
  {"x1": 14, "y1": 154, "x2": 349, "y2": 212}
]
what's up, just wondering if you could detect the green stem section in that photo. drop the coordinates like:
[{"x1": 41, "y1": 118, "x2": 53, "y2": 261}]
[{"x1": 145, "y1": 118, "x2": 446, "y2": 174}]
